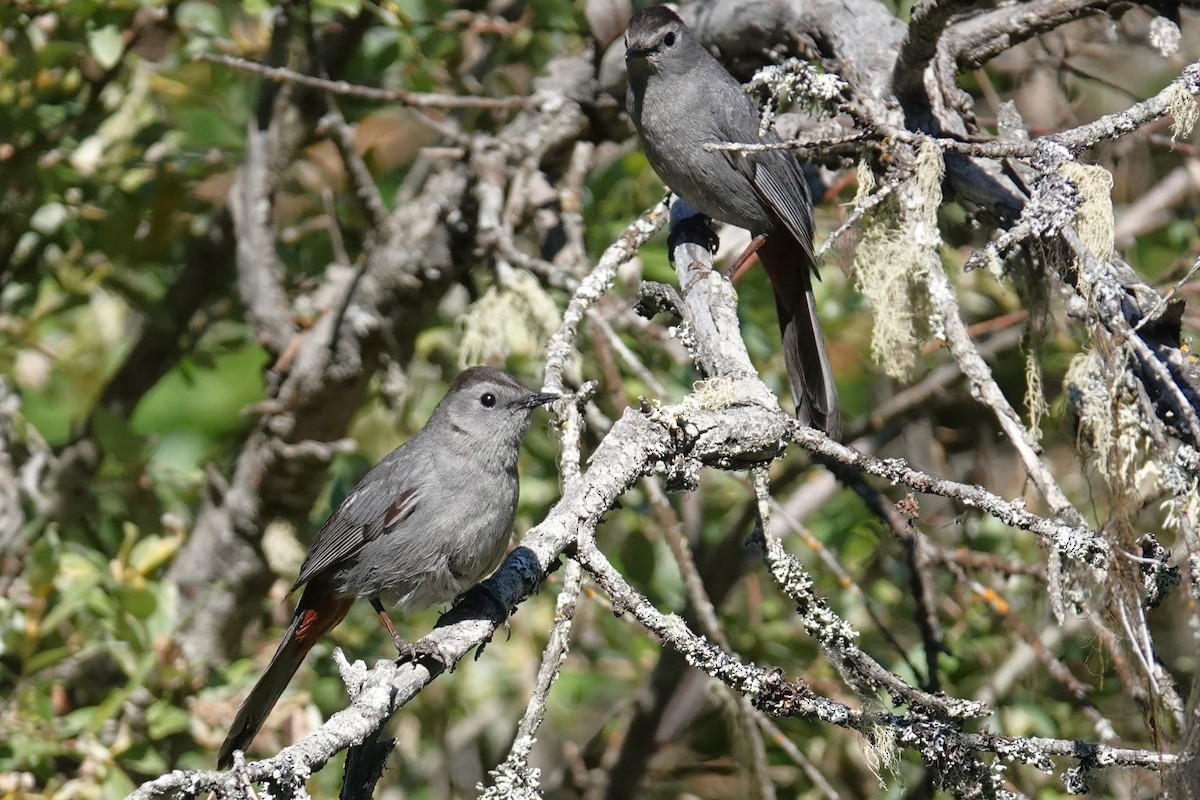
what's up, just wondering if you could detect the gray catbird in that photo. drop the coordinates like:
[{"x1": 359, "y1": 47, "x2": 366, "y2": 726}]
[
  {"x1": 217, "y1": 367, "x2": 557, "y2": 767},
  {"x1": 625, "y1": 6, "x2": 841, "y2": 438}
]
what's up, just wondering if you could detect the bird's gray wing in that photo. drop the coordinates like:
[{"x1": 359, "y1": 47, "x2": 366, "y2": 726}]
[
  {"x1": 749, "y1": 155, "x2": 815, "y2": 261},
  {"x1": 290, "y1": 483, "x2": 420, "y2": 592},
  {"x1": 716, "y1": 95, "x2": 816, "y2": 263}
]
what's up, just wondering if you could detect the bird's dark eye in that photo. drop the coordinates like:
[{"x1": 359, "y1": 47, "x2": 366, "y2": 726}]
[
  {"x1": 480, "y1": 392, "x2": 497, "y2": 408},
  {"x1": 663, "y1": 31, "x2": 676, "y2": 47}
]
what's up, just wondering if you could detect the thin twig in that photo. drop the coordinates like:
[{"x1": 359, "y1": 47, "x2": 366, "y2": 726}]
[
  {"x1": 788, "y1": 424, "x2": 1108, "y2": 563},
  {"x1": 707, "y1": 60, "x2": 1200, "y2": 160},
  {"x1": 197, "y1": 53, "x2": 534, "y2": 110}
]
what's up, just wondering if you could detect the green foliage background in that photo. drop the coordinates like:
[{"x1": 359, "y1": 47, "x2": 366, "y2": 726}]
[{"x1": 0, "y1": 1, "x2": 1196, "y2": 799}]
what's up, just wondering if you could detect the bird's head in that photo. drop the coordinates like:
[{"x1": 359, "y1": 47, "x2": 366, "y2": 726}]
[
  {"x1": 433, "y1": 367, "x2": 557, "y2": 452},
  {"x1": 624, "y1": 6, "x2": 693, "y2": 76}
]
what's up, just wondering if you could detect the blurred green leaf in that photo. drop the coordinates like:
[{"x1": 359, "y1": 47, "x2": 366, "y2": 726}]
[
  {"x1": 618, "y1": 528, "x2": 656, "y2": 588},
  {"x1": 30, "y1": 202, "x2": 70, "y2": 233},
  {"x1": 88, "y1": 24, "x2": 123, "y2": 70},
  {"x1": 92, "y1": 408, "x2": 149, "y2": 464},
  {"x1": 128, "y1": 533, "x2": 182, "y2": 577},
  {"x1": 121, "y1": 743, "x2": 168, "y2": 777},
  {"x1": 104, "y1": 764, "x2": 138, "y2": 798},
  {"x1": 27, "y1": 533, "x2": 62, "y2": 593},
  {"x1": 176, "y1": 1, "x2": 225, "y2": 37},
  {"x1": 316, "y1": 0, "x2": 362, "y2": 15},
  {"x1": 23, "y1": 644, "x2": 75, "y2": 674},
  {"x1": 144, "y1": 699, "x2": 190, "y2": 739},
  {"x1": 117, "y1": 585, "x2": 158, "y2": 620}
]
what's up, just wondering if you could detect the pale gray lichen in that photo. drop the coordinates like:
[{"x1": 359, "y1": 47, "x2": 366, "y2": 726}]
[
  {"x1": 1165, "y1": 79, "x2": 1199, "y2": 143},
  {"x1": 1046, "y1": 529, "x2": 1110, "y2": 624},
  {"x1": 1060, "y1": 161, "x2": 1115, "y2": 267},
  {"x1": 852, "y1": 140, "x2": 943, "y2": 380},
  {"x1": 1025, "y1": 350, "x2": 1048, "y2": 443},
  {"x1": 862, "y1": 717, "x2": 900, "y2": 789},
  {"x1": 1175, "y1": 443, "x2": 1200, "y2": 476},
  {"x1": 478, "y1": 747, "x2": 542, "y2": 800},
  {"x1": 1137, "y1": 534, "x2": 1181, "y2": 610},
  {"x1": 746, "y1": 58, "x2": 849, "y2": 134},
  {"x1": 1064, "y1": 349, "x2": 1157, "y2": 498},
  {"x1": 1148, "y1": 16, "x2": 1181, "y2": 58},
  {"x1": 760, "y1": 530, "x2": 858, "y2": 649},
  {"x1": 460, "y1": 270, "x2": 561, "y2": 365},
  {"x1": 690, "y1": 378, "x2": 738, "y2": 410}
]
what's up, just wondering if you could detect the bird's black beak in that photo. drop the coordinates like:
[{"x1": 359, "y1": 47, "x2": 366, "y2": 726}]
[
  {"x1": 625, "y1": 43, "x2": 652, "y2": 60},
  {"x1": 519, "y1": 392, "x2": 559, "y2": 409}
]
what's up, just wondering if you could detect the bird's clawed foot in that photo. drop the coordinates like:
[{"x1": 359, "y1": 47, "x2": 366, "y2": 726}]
[
  {"x1": 370, "y1": 596, "x2": 451, "y2": 669},
  {"x1": 392, "y1": 635, "x2": 452, "y2": 671}
]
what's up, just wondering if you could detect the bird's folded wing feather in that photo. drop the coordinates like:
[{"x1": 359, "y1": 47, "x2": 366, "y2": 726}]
[
  {"x1": 750, "y1": 162, "x2": 816, "y2": 264},
  {"x1": 717, "y1": 97, "x2": 816, "y2": 265},
  {"x1": 290, "y1": 485, "x2": 420, "y2": 591}
]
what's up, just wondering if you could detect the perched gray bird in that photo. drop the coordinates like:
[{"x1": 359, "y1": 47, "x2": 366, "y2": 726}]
[
  {"x1": 218, "y1": 367, "x2": 557, "y2": 767},
  {"x1": 625, "y1": 6, "x2": 840, "y2": 438}
]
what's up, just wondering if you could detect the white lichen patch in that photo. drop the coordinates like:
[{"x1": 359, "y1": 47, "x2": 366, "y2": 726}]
[
  {"x1": 478, "y1": 748, "x2": 542, "y2": 800},
  {"x1": 1161, "y1": 480, "x2": 1200, "y2": 533},
  {"x1": 1149, "y1": 16, "x2": 1181, "y2": 58},
  {"x1": 1025, "y1": 350, "x2": 1048, "y2": 443},
  {"x1": 1064, "y1": 349, "x2": 1155, "y2": 496},
  {"x1": 690, "y1": 378, "x2": 738, "y2": 410},
  {"x1": 747, "y1": 59, "x2": 849, "y2": 132},
  {"x1": 1165, "y1": 80, "x2": 1199, "y2": 143},
  {"x1": 862, "y1": 717, "x2": 900, "y2": 789},
  {"x1": 460, "y1": 270, "x2": 561, "y2": 365},
  {"x1": 1060, "y1": 162, "x2": 1114, "y2": 266},
  {"x1": 852, "y1": 140, "x2": 943, "y2": 380}
]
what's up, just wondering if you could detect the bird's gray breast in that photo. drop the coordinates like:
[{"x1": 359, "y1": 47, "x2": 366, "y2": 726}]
[{"x1": 632, "y1": 69, "x2": 773, "y2": 233}]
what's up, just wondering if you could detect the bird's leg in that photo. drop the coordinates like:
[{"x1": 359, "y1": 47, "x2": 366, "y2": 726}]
[
  {"x1": 371, "y1": 598, "x2": 451, "y2": 669},
  {"x1": 725, "y1": 234, "x2": 768, "y2": 283},
  {"x1": 370, "y1": 597, "x2": 406, "y2": 651}
]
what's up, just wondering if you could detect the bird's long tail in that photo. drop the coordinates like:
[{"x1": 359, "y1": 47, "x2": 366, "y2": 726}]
[
  {"x1": 217, "y1": 584, "x2": 355, "y2": 768},
  {"x1": 759, "y1": 235, "x2": 841, "y2": 439}
]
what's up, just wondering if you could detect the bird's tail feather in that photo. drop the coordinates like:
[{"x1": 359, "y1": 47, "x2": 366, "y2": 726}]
[
  {"x1": 217, "y1": 585, "x2": 354, "y2": 768},
  {"x1": 777, "y1": 289, "x2": 841, "y2": 439},
  {"x1": 759, "y1": 235, "x2": 840, "y2": 438}
]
